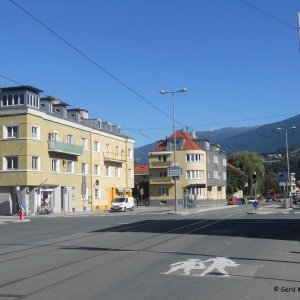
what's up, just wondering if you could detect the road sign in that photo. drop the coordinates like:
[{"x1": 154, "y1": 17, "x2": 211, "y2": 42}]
[{"x1": 168, "y1": 166, "x2": 183, "y2": 177}]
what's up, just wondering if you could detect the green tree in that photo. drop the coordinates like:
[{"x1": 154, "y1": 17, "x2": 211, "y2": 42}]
[
  {"x1": 227, "y1": 166, "x2": 247, "y2": 196},
  {"x1": 228, "y1": 151, "x2": 265, "y2": 196},
  {"x1": 263, "y1": 171, "x2": 281, "y2": 196}
]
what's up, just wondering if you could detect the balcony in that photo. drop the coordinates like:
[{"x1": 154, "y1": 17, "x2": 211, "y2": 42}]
[
  {"x1": 149, "y1": 161, "x2": 172, "y2": 168},
  {"x1": 103, "y1": 152, "x2": 127, "y2": 163},
  {"x1": 48, "y1": 141, "x2": 83, "y2": 156},
  {"x1": 150, "y1": 177, "x2": 173, "y2": 184}
]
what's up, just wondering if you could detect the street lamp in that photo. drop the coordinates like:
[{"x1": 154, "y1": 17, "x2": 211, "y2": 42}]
[
  {"x1": 159, "y1": 88, "x2": 188, "y2": 212},
  {"x1": 277, "y1": 126, "x2": 296, "y2": 203}
]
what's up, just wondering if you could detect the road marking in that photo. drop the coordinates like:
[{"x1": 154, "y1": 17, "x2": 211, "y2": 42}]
[{"x1": 161, "y1": 257, "x2": 240, "y2": 277}]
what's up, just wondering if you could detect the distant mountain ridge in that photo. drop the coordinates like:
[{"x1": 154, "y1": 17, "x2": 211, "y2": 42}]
[{"x1": 135, "y1": 114, "x2": 300, "y2": 163}]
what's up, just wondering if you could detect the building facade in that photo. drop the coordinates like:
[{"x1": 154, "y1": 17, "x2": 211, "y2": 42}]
[
  {"x1": 148, "y1": 130, "x2": 226, "y2": 207},
  {"x1": 274, "y1": 172, "x2": 297, "y2": 195},
  {"x1": 0, "y1": 86, "x2": 134, "y2": 215}
]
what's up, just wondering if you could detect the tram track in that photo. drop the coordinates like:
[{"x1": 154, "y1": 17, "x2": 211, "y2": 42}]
[{"x1": 0, "y1": 208, "x2": 247, "y2": 299}]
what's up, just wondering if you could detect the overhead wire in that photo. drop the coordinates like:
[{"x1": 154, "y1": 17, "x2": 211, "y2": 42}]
[
  {"x1": 5, "y1": 1, "x2": 299, "y2": 145},
  {"x1": 0, "y1": 73, "x2": 159, "y2": 144},
  {"x1": 8, "y1": 0, "x2": 186, "y2": 130},
  {"x1": 238, "y1": 0, "x2": 298, "y2": 32}
]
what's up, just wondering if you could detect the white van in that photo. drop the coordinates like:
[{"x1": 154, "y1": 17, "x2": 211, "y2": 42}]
[{"x1": 111, "y1": 197, "x2": 135, "y2": 212}]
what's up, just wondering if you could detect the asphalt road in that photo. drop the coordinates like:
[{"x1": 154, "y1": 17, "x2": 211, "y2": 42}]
[{"x1": 1, "y1": 206, "x2": 300, "y2": 300}]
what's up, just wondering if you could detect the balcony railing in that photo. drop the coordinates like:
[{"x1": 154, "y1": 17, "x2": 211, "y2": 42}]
[
  {"x1": 48, "y1": 141, "x2": 83, "y2": 156},
  {"x1": 103, "y1": 152, "x2": 127, "y2": 162},
  {"x1": 149, "y1": 161, "x2": 172, "y2": 168},
  {"x1": 150, "y1": 177, "x2": 173, "y2": 184}
]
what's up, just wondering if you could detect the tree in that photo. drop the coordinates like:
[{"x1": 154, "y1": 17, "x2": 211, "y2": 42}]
[
  {"x1": 226, "y1": 165, "x2": 247, "y2": 196},
  {"x1": 228, "y1": 151, "x2": 265, "y2": 196},
  {"x1": 263, "y1": 171, "x2": 281, "y2": 196}
]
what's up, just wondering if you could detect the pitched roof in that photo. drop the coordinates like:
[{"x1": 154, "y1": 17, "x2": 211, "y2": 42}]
[
  {"x1": 134, "y1": 164, "x2": 149, "y2": 175},
  {"x1": 151, "y1": 130, "x2": 201, "y2": 152}
]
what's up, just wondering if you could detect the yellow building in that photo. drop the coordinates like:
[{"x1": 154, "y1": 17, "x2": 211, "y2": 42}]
[
  {"x1": 0, "y1": 86, "x2": 134, "y2": 215},
  {"x1": 148, "y1": 130, "x2": 226, "y2": 207}
]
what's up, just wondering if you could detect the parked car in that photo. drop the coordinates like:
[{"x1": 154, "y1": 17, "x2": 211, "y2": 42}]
[
  {"x1": 238, "y1": 198, "x2": 246, "y2": 205},
  {"x1": 227, "y1": 198, "x2": 234, "y2": 205},
  {"x1": 110, "y1": 197, "x2": 135, "y2": 212}
]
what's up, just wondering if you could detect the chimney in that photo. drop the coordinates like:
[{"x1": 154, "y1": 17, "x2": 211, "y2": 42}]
[{"x1": 192, "y1": 129, "x2": 196, "y2": 139}]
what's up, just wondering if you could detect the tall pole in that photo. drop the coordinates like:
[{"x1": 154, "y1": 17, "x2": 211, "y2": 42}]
[
  {"x1": 172, "y1": 92, "x2": 178, "y2": 212},
  {"x1": 277, "y1": 126, "x2": 296, "y2": 205},
  {"x1": 285, "y1": 128, "x2": 290, "y2": 198},
  {"x1": 160, "y1": 88, "x2": 188, "y2": 212}
]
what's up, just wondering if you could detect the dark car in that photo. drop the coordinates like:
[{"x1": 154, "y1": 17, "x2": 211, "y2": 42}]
[{"x1": 238, "y1": 198, "x2": 246, "y2": 205}]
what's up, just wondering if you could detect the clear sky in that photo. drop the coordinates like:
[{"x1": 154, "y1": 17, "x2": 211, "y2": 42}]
[{"x1": 1, "y1": 0, "x2": 300, "y2": 148}]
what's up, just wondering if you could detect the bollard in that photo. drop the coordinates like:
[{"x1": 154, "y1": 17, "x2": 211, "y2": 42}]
[{"x1": 19, "y1": 210, "x2": 23, "y2": 220}]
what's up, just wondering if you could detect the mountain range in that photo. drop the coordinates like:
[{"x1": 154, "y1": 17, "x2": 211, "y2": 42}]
[{"x1": 135, "y1": 114, "x2": 300, "y2": 163}]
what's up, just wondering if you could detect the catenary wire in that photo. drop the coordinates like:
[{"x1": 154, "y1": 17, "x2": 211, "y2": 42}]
[
  {"x1": 1, "y1": 74, "x2": 298, "y2": 145},
  {"x1": 8, "y1": 0, "x2": 186, "y2": 130},
  {"x1": 238, "y1": 0, "x2": 298, "y2": 32},
  {"x1": 0, "y1": 73, "x2": 160, "y2": 145}
]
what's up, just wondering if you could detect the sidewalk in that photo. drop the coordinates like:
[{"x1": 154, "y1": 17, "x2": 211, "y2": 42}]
[
  {"x1": 0, "y1": 215, "x2": 30, "y2": 225},
  {"x1": 0, "y1": 203, "x2": 292, "y2": 225}
]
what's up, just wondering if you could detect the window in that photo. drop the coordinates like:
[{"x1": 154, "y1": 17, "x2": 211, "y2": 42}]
[
  {"x1": 94, "y1": 141, "x2": 100, "y2": 152},
  {"x1": 158, "y1": 155, "x2": 167, "y2": 161},
  {"x1": 13, "y1": 94, "x2": 18, "y2": 105},
  {"x1": 128, "y1": 169, "x2": 133, "y2": 179},
  {"x1": 159, "y1": 171, "x2": 167, "y2": 177},
  {"x1": 81, "y1": 138, "x2": 88, "y2": 149},
  {"x1": 94, "y1": 164, "x2": 100, "y2": 176},
  {"x1": 223, "y1": 172, "x2": 227, "y2": 181},
  {"x1": 8, "y1": 95, "x2": 12, "y2": 105},
  {"x1": 52, "y1": 159, "x2": 59, "y2": 172},
  {"x1": 105, "y1": 165, "x2": 111, "y2": 177},
  {"x1": 67, "y1": 161, "x2": 74, "y2": 173},
  {"x1": 95, "y1": 188, "x2": 100, "y2": 199},
  {"x1": 72, "y1": 187, "x2": 76, "y2": 199},
  {"x1": 128, "y1": 148, "x2": 133, "y2": 159},
  {"x1": 115, "y1": 167, "x2": 121, "y2": 178},
  {"x1": 223, "y1": 158, "x2": 227, "y2": 167},
  {"x1": 1, "y1": 95, "x2": 7, "y2": 106},
  {"x1": 32, "y1": 156, "x2": 39, "y2": 170},
  {"x1": 81, "y1": 163, "x2": 88, "y2": 175},
  {"x1": 213, "y1": 170, "x2": 219, "y2": 179},
  {"x1": 20, "y1": 94, "x2": 25, "y2": 105},
  {"x1": 67, "y1": 135, "x2": 73, "y2": 144},
  {"x1": 50, "y1": 131, "x2": 59, "y2": 141},
  {"x1": 213, "y1": 155, "x2": 219, "y2": 164},
  {"x1": 186, "y1": 153, "x2": 204, "y2": 163},
  {"x1": 5, "y1": 156, "x2": 18, "y2": 170},
  {"x1": 159, "y1": 187, "x2": 169, "y2": 196},
  {"x1": 105, "y1": 144, "x2": 110, "y2": 153},
  {"x1": 5, "y1": 125, "x2": 18, "y2": 139},
  {"x1": 187, "y1": 187, "x2": 204, "y2": 196},
  {"x1": 186, "y1": 170, "x2": 204, "y2": 179},
  {"x1": 31, "y1": 126, "x2": 40, "y2": 139},
  {"x1": 115, "y1": 146, "x2": 120, "y2": 155}
]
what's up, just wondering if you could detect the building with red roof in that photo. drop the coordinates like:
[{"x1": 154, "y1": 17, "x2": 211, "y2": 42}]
[{"x1": 148, "y1": 130, "x2": 226, "y2": 207}]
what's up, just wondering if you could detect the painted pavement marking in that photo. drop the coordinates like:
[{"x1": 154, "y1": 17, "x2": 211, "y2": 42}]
[{"x1": 161, "y1": 257, "x2": 263, "y2": 278}]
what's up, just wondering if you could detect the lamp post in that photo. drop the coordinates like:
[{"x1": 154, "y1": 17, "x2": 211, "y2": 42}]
[
  {"x1": 277, "y1": 126, "x2": 296, "y2": 204},
  {"x1": 160, "y1": 88, "x2": 188, "y2": 212}
]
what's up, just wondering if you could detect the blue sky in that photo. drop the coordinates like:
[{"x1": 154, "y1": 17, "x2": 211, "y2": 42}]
[{"x1": 1, "y1": 0, "x2": 300, "y2": 148}]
